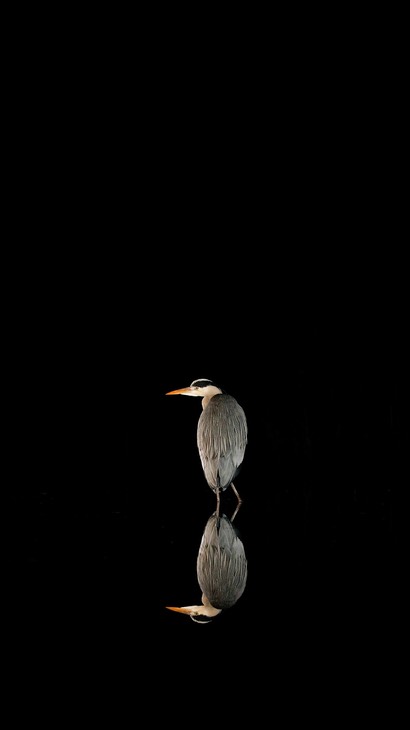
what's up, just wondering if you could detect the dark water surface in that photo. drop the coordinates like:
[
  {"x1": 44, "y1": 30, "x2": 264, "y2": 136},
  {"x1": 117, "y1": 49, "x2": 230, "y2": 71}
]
[{"x1": 8, "y1": 304, "x2": 407, "y2": 712}]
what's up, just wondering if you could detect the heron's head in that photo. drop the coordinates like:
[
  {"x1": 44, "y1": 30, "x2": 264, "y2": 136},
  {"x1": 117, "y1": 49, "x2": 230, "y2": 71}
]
[
  {"x1": 166, "y1": 599, "x2": 222, "y2": 623},
  {"x1": 166, "y1": 379, "x2": 222, "y2": 399}
]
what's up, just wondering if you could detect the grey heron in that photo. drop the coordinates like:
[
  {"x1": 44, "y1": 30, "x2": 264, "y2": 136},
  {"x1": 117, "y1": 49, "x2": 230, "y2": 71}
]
[
  {"x1": 166, "y1": 379, "x2": 247, "y2": 506},
  {"x1": 166, "y1": 510, "x2": 247, "y2": 623}
]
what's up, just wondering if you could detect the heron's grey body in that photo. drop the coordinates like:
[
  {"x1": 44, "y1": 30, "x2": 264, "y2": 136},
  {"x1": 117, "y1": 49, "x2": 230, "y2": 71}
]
[
  {"x1": 197, "y1": 393, "x2": 247, "y2": 493},
  {"x1": 197, "y1": 512, "x2": 247, "y2": 610}
]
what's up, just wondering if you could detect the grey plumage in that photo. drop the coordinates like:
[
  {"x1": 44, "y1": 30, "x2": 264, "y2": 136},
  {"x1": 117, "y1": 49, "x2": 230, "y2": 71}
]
[
  {"x1": 197, "y1": 393, "x2": 247, "y2": 492},
  {"x1": 197, "y1": 512, "x2": 247, "y2": 610}
]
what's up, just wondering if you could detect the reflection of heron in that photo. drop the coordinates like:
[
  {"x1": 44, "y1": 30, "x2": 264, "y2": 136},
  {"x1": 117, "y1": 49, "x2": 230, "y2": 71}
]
[
  {"x1": 166, "y1": 510, "x2": 247, "y2": 623},
  {"x1": 166, "y1": 379, "x2": 247, "y2": 506}
]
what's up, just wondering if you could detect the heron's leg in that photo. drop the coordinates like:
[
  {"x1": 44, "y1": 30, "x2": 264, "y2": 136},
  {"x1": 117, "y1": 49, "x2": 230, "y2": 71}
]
[
  {"x1": 230, "y1": 500, "x2": 242, "y2": 522},
  {"x1": 215, "y1": 488, "x2": 221, "y2": 516},
  {"x1": 230, "y1": 482, "x2": 242, "y2": 504}
]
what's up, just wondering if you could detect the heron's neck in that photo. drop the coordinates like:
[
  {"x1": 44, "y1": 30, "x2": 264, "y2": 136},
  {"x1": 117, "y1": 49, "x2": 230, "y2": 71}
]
[
  {"x1": 202, "y1": 595, "x2": 222, "y2": 617},
  {"x1": 201, "y1": 386, "x2": 221, "y2": 409}
]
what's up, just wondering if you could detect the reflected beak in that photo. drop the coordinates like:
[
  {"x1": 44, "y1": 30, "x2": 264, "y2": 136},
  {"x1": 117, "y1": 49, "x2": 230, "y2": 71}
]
[
  {"x1": 165, "y1": 387, "x2": 192, "y2": 395},
  {"x1": 166, "y1": 606, "x2": 192, "y2": 614}
]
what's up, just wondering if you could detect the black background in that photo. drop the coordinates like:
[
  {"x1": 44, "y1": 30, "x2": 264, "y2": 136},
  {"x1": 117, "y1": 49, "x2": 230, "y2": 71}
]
[{"x1": 7, "y1": 32, "x2": 407, "y2": 694}]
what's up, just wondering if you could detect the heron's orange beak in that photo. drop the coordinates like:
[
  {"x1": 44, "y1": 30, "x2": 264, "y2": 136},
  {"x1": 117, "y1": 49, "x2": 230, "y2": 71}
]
[
  {"x1": 165, "y1": 387, "x2": 191, "y2": 395},
  {"x1": 165, "y1": 606, "x2": 192, "y2": 614}
]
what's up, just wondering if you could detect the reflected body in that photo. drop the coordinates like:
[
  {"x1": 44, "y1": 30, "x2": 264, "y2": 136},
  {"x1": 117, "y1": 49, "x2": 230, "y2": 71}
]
[
  {"x1": 166, "y1": 379, "x2": 247, "y2": 505},
  {"x1": 167, "y1": 511, "x2": 247, "y2": 622}
]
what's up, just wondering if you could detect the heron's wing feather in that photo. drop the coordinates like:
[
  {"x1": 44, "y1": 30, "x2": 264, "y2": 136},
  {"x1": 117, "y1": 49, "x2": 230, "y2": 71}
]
[
  {"x1": 197, "y1": 515, "x2": 248, "y2": 609},
  {"x1": 197, "y1": 395, "x2": 247, "y2": 490}
]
